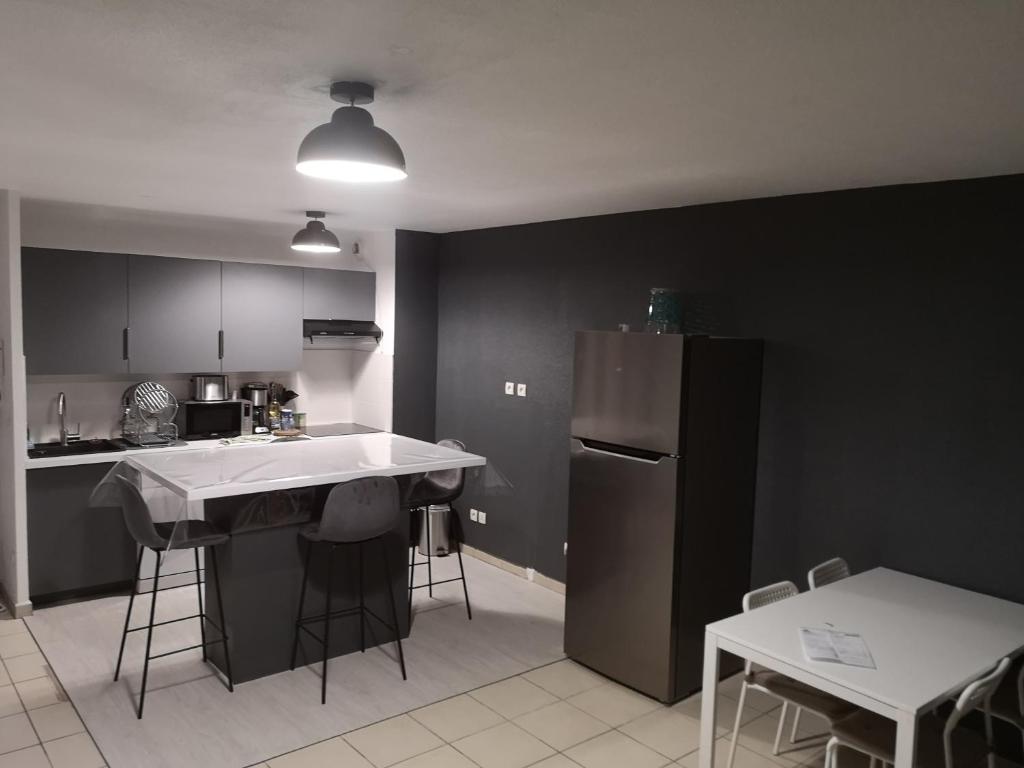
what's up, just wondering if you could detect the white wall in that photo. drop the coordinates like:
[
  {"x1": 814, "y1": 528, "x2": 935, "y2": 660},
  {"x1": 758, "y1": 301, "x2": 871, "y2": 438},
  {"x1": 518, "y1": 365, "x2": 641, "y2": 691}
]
[
  {"x1": 290, "y1": 350, "x2": 354, "y2": 426},
  {"x1": 360, "y1": 230, "x2": 396, "y2": 355},
  {"x1": 350, "y1": 230, "x2": 395, "y2": 431},
  {"x1": 21, "y1": 199, "x2": 374, "y2": 271},
  {"x1": 0, "y1": 191, "x2": 30, "y2": 615}
]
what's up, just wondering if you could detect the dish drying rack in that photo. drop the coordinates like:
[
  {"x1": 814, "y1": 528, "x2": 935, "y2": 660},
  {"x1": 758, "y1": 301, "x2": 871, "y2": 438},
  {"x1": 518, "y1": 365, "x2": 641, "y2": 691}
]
[{"x1": 121, "y1": 381, "x2": 179, "y2": 447}]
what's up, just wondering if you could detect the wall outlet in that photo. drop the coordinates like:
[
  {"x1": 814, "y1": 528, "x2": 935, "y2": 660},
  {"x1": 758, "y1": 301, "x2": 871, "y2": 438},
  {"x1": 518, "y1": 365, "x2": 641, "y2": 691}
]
[
  {"x1": 516, "y1": 383, "x2": 527, "y2": 397},
  {"x1": 469, "y1": 508, "x2": 479, "y2": 522},
  {"x1": 479, "y1": 511, "x2": 487, "y2": 525},
  {"x1": 504, "y1": 381, "x2": 515, "y2": 395}
]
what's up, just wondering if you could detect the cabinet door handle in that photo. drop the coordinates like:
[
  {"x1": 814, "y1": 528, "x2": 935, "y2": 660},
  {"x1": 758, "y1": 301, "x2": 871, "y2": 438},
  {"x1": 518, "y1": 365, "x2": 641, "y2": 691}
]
[
  {"x1": 218, "y1": 330, "x2": 224, "y2": 359},
  {"x1": 123, "y1": 328, "x2": 130, "y2": 361}
]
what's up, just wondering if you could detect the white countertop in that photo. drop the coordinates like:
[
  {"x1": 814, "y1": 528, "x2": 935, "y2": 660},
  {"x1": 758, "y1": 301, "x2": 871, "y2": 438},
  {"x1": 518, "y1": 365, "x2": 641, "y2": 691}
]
[
  {"x1": 24, "y1": 425, "x2": 381, "y2": 470},
  {"x1": 25, "y1": 438, "x2": 214, "y2": 469},
  {"x1": 123, "y1": 432, "x2": 486, "y2": 501}
]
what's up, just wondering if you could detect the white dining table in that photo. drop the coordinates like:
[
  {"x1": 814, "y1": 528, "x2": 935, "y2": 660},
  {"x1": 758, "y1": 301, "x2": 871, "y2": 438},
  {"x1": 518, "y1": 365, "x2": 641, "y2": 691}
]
[{"x1": 700, "y1": 568, "x2": 1024, "y2": 768}]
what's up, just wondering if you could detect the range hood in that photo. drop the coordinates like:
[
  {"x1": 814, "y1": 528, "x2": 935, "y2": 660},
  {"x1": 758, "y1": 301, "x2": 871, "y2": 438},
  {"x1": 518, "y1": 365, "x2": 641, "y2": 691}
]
[{"x1": 303, "y1": 319, "x2": 383, "y2": 350}]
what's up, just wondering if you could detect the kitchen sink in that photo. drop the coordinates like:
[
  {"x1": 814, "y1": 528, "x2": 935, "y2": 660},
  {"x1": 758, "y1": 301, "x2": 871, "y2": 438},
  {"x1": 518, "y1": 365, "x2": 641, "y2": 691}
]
[{"x1": 27, "y1": 439, "x2": 126, "y2": 459}]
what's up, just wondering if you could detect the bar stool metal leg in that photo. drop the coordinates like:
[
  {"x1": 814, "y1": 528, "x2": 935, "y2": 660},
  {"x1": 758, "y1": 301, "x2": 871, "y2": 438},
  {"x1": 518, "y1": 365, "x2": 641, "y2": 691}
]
[
  {"x1": 455, "y1": 550, "x2": 473, "y2": 620},
  {"x1": 194, "y1": 549, "x2": 207, "y2": 662},
  {"x1": 110, "y1": 479, "x2": 234, "y2": 717},
  {"x1": 425, "y1": 508, "x2": 433, "y2": 597},
  {"x1": 209, "y1": 546, "x2": 234, "y2": 692},
  {"x1": 290, "y1": 540, "x2": 313, "y2": 671},
  {"x1": 114, "y1": 546, "x2": 144, "y2": 682},
  {"x1": 407, "y1": 504, "x2": 473, "y2": 625},
  {"x1": 407, "y1": 537, "x2": 416, "y2": 626},
  {"x1": 321, "y1": 544, "x2": 334, "y2": 705},
  {"x1": 137, "y1": 548, "x2": 162, "y2": 719},
  {"x1": 453, "y1": 504, "x2": 473, "y2": 621},
  {"x1": 358, "y1": 543, "x2": 366, "y2": 653},
  {"x1": 381, "y1": 538, "x2": 407, "y2": 680}
]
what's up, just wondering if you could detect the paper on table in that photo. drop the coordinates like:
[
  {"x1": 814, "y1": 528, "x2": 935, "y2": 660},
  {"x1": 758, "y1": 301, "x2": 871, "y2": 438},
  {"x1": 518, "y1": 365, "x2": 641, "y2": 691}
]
[{"x1": 800, "y1": 628, "x2": 876, "y2": 669}]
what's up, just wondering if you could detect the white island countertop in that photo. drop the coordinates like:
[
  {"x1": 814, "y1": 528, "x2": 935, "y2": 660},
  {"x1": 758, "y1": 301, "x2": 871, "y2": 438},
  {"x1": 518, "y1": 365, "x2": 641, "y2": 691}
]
[{"x1": 124, "y1": 432, "x2": 486, "y2": 501}]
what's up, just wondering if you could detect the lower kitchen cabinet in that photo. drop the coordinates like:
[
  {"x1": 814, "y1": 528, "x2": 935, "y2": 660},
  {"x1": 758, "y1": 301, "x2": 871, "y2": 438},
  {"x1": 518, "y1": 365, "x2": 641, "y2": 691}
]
[{"x1": 28, "y1": 463, "x2": 136, "y2": 604}]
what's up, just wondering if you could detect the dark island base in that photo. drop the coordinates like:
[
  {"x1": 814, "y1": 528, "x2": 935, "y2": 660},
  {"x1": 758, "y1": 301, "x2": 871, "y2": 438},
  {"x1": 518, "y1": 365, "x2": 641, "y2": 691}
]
[{"x1": 202, "y1": 484, "x2": 412, "y2": 684}]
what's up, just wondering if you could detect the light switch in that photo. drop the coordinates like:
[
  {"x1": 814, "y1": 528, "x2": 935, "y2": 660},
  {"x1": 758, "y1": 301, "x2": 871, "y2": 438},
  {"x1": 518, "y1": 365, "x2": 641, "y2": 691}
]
[
  {"x1": 516, "y1": 383, "x2": 527, "y2": 397},
  {"x1": 479, "y1": 511, "x2": 487, "y2": 524},
  {"x1": 470, "y1": 508, "x2": 479, "y2": 522},
  {"x1": 504, "y1": 381, "x2": 515, "y2": 395}
]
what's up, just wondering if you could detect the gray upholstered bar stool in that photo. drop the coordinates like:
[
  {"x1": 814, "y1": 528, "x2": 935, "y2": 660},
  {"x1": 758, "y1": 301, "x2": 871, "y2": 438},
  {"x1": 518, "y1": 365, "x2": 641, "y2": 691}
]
[
  {"x1": 289, "y1": 475, "x2": 407, "y2": 704},
  {"x1": 112, "y1": 476, "x2": 234, "y2": 719},
  {"x1": 407, "y1": 438, "x2": 472, "y2": 623}
]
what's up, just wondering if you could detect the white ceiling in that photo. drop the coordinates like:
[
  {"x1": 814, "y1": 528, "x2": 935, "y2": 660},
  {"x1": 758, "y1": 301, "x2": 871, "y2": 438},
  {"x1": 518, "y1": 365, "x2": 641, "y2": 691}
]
[{"x1": 1, "y1": 1, "x2": 1022, "y2": 233}]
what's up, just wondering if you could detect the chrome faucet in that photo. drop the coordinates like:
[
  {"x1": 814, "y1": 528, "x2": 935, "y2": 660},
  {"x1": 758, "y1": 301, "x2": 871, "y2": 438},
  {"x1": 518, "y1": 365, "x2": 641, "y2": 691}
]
[{"x1": 57, "y1": 391, "x2": 79, "y2": 445}]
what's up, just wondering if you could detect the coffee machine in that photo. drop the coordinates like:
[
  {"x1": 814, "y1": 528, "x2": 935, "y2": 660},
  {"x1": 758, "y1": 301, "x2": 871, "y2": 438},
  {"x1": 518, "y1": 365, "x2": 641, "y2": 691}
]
[{"x1": 241, "y1": 382, "x2": 270, "y2": 433}]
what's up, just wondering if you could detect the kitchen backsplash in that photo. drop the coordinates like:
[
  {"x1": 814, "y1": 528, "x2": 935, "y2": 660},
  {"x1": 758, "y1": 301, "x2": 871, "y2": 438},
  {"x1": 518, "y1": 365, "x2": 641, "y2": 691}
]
[{"x1": 26, "y1": 348, "x2": 393, "y2": 443}]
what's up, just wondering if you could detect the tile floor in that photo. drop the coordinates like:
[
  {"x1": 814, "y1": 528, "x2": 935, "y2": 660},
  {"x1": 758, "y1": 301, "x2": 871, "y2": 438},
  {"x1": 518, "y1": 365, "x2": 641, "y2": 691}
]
[
  {"x1": 7, "y1": 550, "x2": 870, "y2": 768},
  {"x1": 23, "y1": 552, "x2": 565, "y2": 767},
  {"x1": 251, "y1": 660, "x2": 854, "y2": 768},
  {"x1": 1, "y1": 608, "x2": 878, "y2": 768},
  {"x1": 0, "y1": 617, "x2": 105, "y2": 768}
]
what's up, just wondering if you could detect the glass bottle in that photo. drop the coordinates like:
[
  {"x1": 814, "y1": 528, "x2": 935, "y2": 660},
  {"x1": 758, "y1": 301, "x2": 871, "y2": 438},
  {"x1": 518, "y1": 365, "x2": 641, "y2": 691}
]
[{"x1": 268, "y1": 396, "x2": 282, "y2": 431}]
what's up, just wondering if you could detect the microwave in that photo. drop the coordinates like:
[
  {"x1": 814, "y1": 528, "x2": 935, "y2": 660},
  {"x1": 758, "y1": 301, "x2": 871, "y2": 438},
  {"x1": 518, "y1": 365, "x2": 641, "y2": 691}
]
[{"x1": 174, "y1": 400, "x2": 253, "y2": 440}]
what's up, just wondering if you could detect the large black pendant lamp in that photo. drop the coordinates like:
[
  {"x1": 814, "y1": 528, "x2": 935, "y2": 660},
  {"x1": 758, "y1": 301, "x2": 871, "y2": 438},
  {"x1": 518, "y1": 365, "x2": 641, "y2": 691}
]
[
  {"x1": 291, "y1": 211, "x2": 341, "y2": 253},
  {"x1": 296, "y1": 81, "x2": 407, "y2": 183}
]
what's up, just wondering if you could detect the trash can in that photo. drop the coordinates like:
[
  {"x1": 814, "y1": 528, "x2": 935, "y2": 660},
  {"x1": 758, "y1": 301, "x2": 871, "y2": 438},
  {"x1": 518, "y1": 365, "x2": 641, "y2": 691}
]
[{"x1": 417, "y1": 504, "x2": 450, "y2": 557}]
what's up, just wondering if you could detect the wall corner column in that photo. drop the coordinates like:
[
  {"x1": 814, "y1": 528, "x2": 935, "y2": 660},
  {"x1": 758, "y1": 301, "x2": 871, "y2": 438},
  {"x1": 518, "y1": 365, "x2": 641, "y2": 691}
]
[{"x1": 0, "y1": 190, "x2": 30, "y2": 617}]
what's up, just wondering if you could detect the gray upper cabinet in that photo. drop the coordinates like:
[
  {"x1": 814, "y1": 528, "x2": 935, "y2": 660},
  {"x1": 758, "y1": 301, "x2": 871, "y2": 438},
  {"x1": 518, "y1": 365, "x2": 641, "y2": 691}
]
[
  {"x1": 302, "y1": 268, "x2": 376, "y2": 320},
  {"x1": 128, "y1": 255, "x2": 222, "y2": 374},
  {"x1": 22, "y1": 248, "x2": 129, "y2": 374},
  {"x1": 221, "y1": 262, "x2": 302, "y2": 372}
]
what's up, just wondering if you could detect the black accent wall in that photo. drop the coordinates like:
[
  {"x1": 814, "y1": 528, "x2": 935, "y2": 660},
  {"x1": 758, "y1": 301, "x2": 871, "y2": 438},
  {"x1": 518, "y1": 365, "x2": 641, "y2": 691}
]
[
  {"x1": 393, "y1": 230, "x2": 440, "y2": 442},
  {"x1": 431, "y1": 174, "x2": 1024, "y2": 599}
]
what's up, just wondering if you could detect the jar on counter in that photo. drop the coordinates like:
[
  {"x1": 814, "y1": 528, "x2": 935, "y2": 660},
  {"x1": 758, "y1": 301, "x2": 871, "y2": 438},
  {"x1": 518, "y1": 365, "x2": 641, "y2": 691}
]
[
  {"x1": 281, "y1": 409, "x2": 294, "y2": 430},
  {"x1": 268, "y1": 396, "x2": 282, "y2": 430}
]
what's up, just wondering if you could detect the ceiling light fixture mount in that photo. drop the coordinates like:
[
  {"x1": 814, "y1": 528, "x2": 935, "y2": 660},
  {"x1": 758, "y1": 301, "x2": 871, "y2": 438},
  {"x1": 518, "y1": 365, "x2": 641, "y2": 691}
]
[
  {"x1": 291, "y1": 210, "x2": 341, "y2": 254},
  {"x1": 296, "y1": 80, "x2": 407, "y2": 183},
  {"x1": 329, "y1": 81, "x2": 375, "y2": 106}
]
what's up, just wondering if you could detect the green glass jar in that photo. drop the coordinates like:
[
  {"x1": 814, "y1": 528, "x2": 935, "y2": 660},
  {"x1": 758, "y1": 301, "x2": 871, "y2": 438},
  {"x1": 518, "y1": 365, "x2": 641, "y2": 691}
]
[{"x1": 645, "y1": 288, "x2": 682, "y2": 334}]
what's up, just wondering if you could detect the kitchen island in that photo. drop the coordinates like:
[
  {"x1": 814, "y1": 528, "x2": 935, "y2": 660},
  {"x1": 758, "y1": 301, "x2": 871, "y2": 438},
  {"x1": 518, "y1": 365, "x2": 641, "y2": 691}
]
[{"x1": 123, "y1": 433, "x2": 486, "y2": 683}]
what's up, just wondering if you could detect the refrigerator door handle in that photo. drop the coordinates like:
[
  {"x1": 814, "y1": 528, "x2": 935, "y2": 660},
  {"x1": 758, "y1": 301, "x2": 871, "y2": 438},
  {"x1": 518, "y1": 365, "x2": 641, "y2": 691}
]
[{"x1": 573, "y1": 438, "x2": 670, "y2": 464}]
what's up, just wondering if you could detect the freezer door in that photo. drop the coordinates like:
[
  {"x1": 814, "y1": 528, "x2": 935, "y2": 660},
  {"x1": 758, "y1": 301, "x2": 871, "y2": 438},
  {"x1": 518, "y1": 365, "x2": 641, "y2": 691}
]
[
  {"x1": 564, "y1": 438, "x2": 681, "y2": 702},
  {"x1": 571, "y1": 331, "x2": 685, "y2": 455}
]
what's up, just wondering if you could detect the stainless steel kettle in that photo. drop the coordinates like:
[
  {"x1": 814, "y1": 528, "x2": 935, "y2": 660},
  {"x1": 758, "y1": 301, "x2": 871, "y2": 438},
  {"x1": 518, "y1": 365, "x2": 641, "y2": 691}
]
[
  {"x1": 241, "y1": 382, "x2": 268, "y2": 407},
  {"x1": 190, "y1": 374, "x2": 228, "y2": 402}
]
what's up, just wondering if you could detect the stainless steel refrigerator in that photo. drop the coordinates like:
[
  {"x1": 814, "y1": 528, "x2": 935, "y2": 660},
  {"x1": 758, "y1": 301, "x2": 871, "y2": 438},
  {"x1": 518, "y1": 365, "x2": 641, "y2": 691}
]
[{"x1": 565, "y1": 331, "x2": 764, "y2": 702}]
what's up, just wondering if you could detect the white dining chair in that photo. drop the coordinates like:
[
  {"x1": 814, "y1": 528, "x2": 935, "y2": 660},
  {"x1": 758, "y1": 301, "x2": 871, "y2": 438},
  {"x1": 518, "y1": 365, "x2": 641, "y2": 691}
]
[
  {"x1": 727, "y1": 581, "x2": 858, "y2": 768},
  {"x1": 988, "y1": 657, "x2": 1024, "y2": 753},
  {"x1": 824, "y1": 657, "x2": 1011, "y2": 768},
  {"x1": 808, "y1": 557, "x2": 851, "y2": 590},
  {"x1": 798, "y1": 558, "x2": 854, "y2": 742}
]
